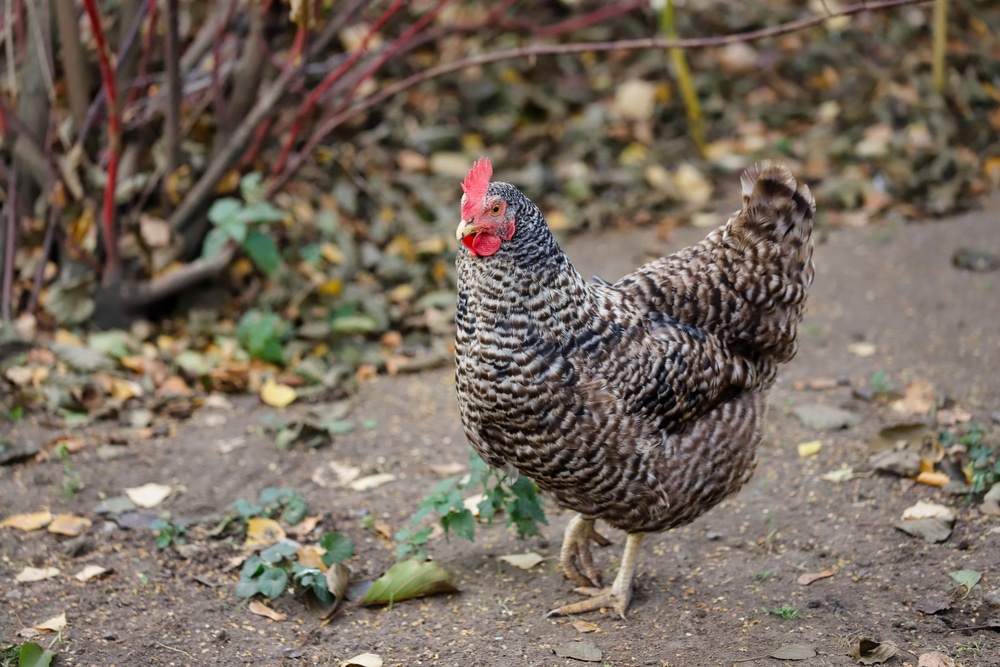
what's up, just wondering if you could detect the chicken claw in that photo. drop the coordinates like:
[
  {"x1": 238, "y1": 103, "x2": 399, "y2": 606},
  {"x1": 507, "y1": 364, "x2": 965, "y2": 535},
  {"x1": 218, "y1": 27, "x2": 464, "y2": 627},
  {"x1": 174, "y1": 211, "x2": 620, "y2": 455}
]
[
  {"x1": 558, "y1": 514, "x2": 611, "y2": 588},
  {"x1": 549, "y1": 533, "x2": 645, "y2": 619}
]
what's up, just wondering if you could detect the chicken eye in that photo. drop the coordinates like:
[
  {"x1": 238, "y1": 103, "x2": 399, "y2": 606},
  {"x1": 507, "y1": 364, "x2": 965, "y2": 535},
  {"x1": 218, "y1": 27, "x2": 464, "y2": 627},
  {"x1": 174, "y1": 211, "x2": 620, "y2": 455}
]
[{"x1": 491, "y1": 204, "x2": 501, "y2": 215}]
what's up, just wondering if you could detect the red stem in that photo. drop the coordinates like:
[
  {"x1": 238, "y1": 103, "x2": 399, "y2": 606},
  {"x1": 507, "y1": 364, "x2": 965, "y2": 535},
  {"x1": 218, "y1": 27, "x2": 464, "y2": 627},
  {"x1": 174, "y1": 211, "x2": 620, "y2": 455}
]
[
  {"x1": 82, "y1": 0, "x2": 121, "y2": 281},
  {"x1": 270, "y1": 0, "x2": 404, "y2": 178}
]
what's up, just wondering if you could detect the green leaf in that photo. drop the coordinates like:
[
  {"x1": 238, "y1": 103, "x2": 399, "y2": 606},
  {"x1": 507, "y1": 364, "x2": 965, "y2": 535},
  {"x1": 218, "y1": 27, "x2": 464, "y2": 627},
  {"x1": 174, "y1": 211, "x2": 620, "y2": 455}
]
[
  {"x1": 442, "y1": 509, "x2": 475, "y2": 542},
  {"x1": 239, "y1": 172, "x2": 266, "y2": 202},
  {"x1": 260, "y1": 541, "x2": 298, "y2": 564},
  {"x1": 244, "y1": 229, "x2": 281, "y2": 275},
  {"x1": 282, "y1": 494, "x2": 308, "y2": 525},
  {"x1": 949, "y1": 569, "x2": 982, "y2": 599},
  {"x1": 255, "y1": 567, "x2": 288, "y2": 599},
  {"x1": 320, "y1": 532, "x2": 355, "y2": 566},
  {"x1": 359, "y1": 559, "x2": 458, "y2": 606},
  {"x1": 230, "y1": 499, "x2": 263, "y2": 518},
  {"x1": 17, "y1": 642, "x2": 57, "y2": 667},
  {"x1": 237, "y1": 201, "x2": 286, "y2": 224},
  {"x1": 201, "y1": 226, "x2": 231, "y2": 261},
  {"x1": 208, "y1": 198, "x2": 242, "y2": 226},
  {"x1": 329, "y1": 314, "x2": 379, "y2": 335}
]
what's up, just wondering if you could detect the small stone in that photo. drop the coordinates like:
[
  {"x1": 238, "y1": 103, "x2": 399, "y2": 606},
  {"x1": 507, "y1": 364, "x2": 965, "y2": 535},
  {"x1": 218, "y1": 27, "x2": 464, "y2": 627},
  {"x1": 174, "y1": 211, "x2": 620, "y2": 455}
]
[
  {"x1": 984, "y1": 589, "x2": 1000, "y2": 607},
  {"x1": 792, "y1": 404, "x2": 862, "y2": 430}
]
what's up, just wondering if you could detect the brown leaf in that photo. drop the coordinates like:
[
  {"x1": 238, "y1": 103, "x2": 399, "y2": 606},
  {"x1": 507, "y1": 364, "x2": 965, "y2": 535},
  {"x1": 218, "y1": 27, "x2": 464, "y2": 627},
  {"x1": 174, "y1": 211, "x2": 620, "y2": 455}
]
[
  {"x1": 570, "y1": 620, "x2": 600, "y2": 633},
  {"x1": 797, "y1": 567, "x2": 836, "y2": 585},
  {"x1": 849, "y1": 638, "x2": 897, "y2": 664},
  {"x1": 47, "y1": 513, "x2": 92, "y2": 537},
  {"x1": 917, "y1": 652, "x2": 955, "y2": 667},
  {"x1": 2, "y1": 510, "x2": 53, "y2": 531},
  {"x1": 770, "y1": 643, "x2": 818, "y2": 660},
  {"x1": 248, "y1": 600, "x2": 286, "y2": 622}
]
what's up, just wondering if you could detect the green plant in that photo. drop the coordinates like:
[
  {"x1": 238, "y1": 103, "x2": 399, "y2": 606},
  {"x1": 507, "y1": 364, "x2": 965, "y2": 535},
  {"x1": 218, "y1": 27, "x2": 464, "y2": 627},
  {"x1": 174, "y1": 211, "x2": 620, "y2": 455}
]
[
  {"x1": 954, "y1": 638, "x2": 984, "y2": 656},
  {"x1": 236, "y1": 309, "x2": 289, "y2": 364},
  {"x1": 229, "y1": 487, "x2": 309, "y2": 525},
  {"x1": 55, "y1": 443, "x2": 80, "y2": 498},
  {"x1": 150, "y1": 517, "x2": 187, "y2": 550},
  {"x1": 396, "y1": 449, "x2": 547, "y2": 559},
  {"x1": 870, "y1": 371, "x2": 894, "y2": 397},
  {"x1": 235, "y1": 531, "x2": 354, "y2": 604},
  {"x1": 203, "y1": 172, "x2": 286, "y2": 276},
  {"x1": 766, "y1": 605, "x2": 800, "y2": 620},
  {"x1": 755, "y1": 570, "x2": 774, "y2": 581}
]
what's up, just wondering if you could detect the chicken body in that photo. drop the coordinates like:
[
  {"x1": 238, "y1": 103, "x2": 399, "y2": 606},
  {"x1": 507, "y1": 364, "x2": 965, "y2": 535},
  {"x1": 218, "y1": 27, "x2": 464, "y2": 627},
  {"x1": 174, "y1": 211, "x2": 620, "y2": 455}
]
[{"x1": 454, "y1": 159, "x2": 815, "y2": 616}]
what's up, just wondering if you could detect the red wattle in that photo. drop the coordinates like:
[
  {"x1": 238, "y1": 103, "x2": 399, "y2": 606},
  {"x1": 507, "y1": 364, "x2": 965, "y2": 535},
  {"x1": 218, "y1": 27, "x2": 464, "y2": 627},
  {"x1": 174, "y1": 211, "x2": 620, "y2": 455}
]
[{"x1": 465, "y1": 233, "x2": 501, "y2": 257}]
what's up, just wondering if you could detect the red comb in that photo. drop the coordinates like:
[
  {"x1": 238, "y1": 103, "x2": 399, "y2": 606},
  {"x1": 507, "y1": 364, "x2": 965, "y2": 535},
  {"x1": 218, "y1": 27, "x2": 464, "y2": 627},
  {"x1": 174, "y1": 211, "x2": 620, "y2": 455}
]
[{"x1": 461, "y1": 157, "x2": 492, "y2": 220}]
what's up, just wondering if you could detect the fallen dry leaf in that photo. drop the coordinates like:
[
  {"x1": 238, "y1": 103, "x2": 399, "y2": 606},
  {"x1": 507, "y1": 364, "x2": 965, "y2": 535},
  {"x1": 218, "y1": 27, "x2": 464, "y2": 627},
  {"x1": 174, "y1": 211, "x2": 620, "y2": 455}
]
[
  {"x1": 848, "y1": 638, "x2": 897, "y2": 664},
  {"x1": 347, "y1": 473, "x2": 396, "y2": 491},
  {"x1": 74, "y1": 565, "x2": 110, "y2": 582},
  {"x1": 893, "y1": 379, "x2": 936, "y2": 415},
  {"x1": 47, "y1": 513, "x2": 92, "y2": 536},
  {"x1": 821, "y1": 465, "x2": 856, "y2": 482},
  {"x1": 248, "y1": 599, "x2": 286, "y2": 622},
  {"x1": 769, "y1": 643, "x2": 818, "y2": 660},
  {"x1": 553, "y1": 640, "x2": 602, "y2": 662},
  {"x1": 244, "y1": 517, "x2": 286, "y2": 547},
  {"x1": 571, "y1": 620, "x2": 600, "y2": 633},
  {"x1": 797, "y1": 567, "x2": 836, "y2": 585},
  {"x1": 797, "y1": 440, "x2": 822, "y2": 457},
  {"x1": 498, "y1": 552, "x2": 545, "y2": 570},
  {"x1": 342, "y1": 653, "x2": 383, "y2": 667},
  {"x1": 2, "y1": 510, "x2": 53, "y2": 531},
  {"x1": 34, "y1": 612, "x2": 67, "y2": 633},
  {"x1": 16, "y1": 566, "x2": 61, "y2": 583},
  {"x1": 917, "y1": 652, "x2": 955, "y2": 667},
  {"x1": 914, "y1": 471, "x2": 950, "y2": 487},
  {"x1": 429, "y1": 461, "x2": 466, "y2": 477},
  {"x1": 847, "y1": 342, "x2": 877, "y2": 357},
  {"x1": 296, "y1": 545, "x2": 327, "y2": 570},
  {"x1": 124, "y1": 482, "x2": 173, "y2": 508},
  {"x1": 261, "y1": 378, "x2": 297, "y2": 407},
  {"x1": 902, "y1": 501, "x2": 955, "y2": 522}
]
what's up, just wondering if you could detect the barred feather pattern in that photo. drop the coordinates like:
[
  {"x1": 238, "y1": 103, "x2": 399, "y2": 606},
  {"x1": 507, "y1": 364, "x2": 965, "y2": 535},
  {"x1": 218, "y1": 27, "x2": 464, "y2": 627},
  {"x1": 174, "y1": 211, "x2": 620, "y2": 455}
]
[{"x1": 454, "y1": 163, "x2": 814, "y2": 534}]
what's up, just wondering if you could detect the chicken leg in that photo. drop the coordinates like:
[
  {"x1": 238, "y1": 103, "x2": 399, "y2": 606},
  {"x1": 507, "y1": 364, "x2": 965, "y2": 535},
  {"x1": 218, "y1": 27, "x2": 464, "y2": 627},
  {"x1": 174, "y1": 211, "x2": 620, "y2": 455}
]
[
  {"x1": 557, "y1": 514, "x2": 611, "y2": 588},
  {"x1": 548, "y1": 532, "x2": 645, "y2": 619}
]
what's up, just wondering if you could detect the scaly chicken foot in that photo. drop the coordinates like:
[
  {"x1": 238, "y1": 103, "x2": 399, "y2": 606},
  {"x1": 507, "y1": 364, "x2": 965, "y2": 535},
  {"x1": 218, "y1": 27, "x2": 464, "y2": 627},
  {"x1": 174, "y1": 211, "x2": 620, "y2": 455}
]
[
  {"x1": 549, "y1": 533, "x2": 645, "y2": 619},
  {"x1": 558, "y1": 514, "x2": 612, "y2": 588}
]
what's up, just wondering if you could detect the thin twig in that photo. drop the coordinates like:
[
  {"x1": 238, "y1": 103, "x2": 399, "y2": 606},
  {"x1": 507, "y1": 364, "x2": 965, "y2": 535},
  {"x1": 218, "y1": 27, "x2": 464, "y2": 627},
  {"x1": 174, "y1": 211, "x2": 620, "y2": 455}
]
[
  {"x1": 1, "y1": 167, "x2": 15, "y2": 324},
  {"x1": 82, "y1": 0, "x2": 122, "y2": 281},
  {"x1": 276, "y1": 0, "x2": 932, "y2": 192},
  {"x1": 164, "y1": 0, "x2": 182, "y2": 177},
  {"x1": 27, "y1": 202, "x2": 58, "y2": 313},
  {"x1": 270, "y1": 0, "x2": 405, "y2": 178}
]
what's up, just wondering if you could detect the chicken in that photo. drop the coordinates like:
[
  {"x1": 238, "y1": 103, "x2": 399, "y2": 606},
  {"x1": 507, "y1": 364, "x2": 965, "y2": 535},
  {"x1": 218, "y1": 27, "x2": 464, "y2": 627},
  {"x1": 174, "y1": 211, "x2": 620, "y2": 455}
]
[{"x1": 454, "y1": 157, "x2": 814, "y2": 617}]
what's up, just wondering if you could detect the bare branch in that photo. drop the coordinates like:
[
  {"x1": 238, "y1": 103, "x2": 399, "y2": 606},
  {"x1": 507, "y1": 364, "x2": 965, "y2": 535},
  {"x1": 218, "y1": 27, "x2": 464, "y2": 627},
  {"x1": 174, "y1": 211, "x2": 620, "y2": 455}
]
[
  {"x1": 54, "y1": 1, "x2": 91, "y2": 129},
  {"x1": 164, "y1": 0, "x2": 182, "y2": 177}
]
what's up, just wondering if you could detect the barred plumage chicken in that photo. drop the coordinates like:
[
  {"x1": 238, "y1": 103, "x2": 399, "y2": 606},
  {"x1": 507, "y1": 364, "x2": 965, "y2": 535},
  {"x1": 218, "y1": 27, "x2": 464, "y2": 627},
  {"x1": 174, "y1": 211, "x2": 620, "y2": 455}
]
[{"x1": 454, "y1": 157, "x2": 815, "y2": 617}]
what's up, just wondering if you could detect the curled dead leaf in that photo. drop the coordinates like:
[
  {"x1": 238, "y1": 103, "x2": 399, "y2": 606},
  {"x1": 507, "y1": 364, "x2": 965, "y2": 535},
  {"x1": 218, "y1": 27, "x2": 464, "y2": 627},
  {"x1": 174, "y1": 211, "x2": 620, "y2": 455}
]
[
  {"x1": 16, "y1": 566, "x2": 61, "y2": 583},
  {"x1": 124, "y1": 482, "x2": 173, "y2": 508},
  {"x1": 248, "y1": 599, "x2": 286, "y2": 622},
  {"x1": 797, "y1": 567, "x2": 836, "y2": 585},
  {"x1": 261, "y1": 378, "x2": 297, "y2": 407},
  {"x1": 498, "y1": 552, "x2": 545, "y2": 570}
]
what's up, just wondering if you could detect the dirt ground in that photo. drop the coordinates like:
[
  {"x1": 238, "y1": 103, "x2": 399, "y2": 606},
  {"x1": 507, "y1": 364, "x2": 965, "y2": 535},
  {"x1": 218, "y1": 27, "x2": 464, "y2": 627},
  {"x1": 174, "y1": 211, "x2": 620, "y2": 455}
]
[{"x1": 3, "y1": 194, "x2": 999, "y2": 666}]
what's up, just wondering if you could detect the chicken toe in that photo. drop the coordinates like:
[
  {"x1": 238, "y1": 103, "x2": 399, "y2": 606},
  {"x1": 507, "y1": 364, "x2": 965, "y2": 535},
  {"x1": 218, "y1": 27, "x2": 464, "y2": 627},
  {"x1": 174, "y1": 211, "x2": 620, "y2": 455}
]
[
  {"x1": 558, "y1": 514, "x2": 611, "y2": 588},
  {"x1": 549, "y1": 533, "x2": 645, "y2": 619}
]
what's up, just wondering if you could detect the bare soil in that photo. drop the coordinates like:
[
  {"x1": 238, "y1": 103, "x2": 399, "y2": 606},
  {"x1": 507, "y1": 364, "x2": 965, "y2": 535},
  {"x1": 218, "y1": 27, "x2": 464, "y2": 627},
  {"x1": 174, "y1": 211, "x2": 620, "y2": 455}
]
[{"x1": 3, "y1": 196, "x2": 1000, "y2": 666}]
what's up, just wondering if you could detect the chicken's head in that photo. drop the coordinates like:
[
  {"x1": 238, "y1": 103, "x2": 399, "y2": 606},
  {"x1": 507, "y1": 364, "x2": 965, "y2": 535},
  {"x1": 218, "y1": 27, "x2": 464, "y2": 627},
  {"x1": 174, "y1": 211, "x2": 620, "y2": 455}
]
[{"x1": 456, "y1": 157, "x2": 516, "y2": 257}]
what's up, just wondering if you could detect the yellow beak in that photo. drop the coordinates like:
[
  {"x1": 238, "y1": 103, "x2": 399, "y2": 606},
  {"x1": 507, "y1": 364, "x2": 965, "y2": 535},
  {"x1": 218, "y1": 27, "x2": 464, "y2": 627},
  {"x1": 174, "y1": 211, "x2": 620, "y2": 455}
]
[{"x1": 456, "y1": 219, "x2": 483, "y2": 240}]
